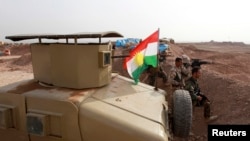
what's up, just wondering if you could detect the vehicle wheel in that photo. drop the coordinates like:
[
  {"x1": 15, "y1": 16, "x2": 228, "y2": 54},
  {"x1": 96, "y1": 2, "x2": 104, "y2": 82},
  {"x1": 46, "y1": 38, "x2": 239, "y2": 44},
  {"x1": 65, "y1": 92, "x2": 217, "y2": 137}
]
[{"x1": 172, "y1": 89, "x2": 192, "y2": 138}]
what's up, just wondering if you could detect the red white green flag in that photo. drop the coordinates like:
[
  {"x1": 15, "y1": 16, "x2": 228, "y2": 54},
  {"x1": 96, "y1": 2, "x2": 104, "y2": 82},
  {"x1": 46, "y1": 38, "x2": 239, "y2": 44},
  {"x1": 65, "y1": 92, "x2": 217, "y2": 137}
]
[{"x1": 124, "y1": 30, "x2": 159, "y2": 84}]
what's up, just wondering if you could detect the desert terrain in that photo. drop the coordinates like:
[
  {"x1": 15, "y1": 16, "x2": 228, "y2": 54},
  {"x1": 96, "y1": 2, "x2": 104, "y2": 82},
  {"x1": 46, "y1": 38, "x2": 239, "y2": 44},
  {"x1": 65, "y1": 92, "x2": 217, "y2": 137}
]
[{"x1": 1, "y1": 41, "x2": 250, "y2": 141}]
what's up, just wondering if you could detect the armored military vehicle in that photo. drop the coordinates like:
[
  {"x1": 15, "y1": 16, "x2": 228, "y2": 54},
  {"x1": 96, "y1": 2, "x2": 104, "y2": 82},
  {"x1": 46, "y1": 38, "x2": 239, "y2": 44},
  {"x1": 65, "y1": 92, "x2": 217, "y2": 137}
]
[{"x1": 0, "y1": 31, "x2": 192, "y2": 141}]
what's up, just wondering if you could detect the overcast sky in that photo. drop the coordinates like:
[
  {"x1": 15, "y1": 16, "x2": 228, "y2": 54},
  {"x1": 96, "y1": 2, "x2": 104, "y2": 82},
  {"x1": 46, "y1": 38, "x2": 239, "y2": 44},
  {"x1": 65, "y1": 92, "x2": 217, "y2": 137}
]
[{"x1": 1, "y1": 0, "x2": 250, "y2": 43}]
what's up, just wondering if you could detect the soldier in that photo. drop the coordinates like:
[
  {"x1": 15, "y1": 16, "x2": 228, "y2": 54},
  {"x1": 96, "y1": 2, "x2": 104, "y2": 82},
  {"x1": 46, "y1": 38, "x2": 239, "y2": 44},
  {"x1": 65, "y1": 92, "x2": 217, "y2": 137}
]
[
  {"x1": 146, "y1": 65, "x2": 167, "y2": 86},
  {"x1": 182, "y1": 54, "x2": 191, "y2": 70},
  {"x1": 169, "y1": 57, "x2": 189, "y2": 90},
  {"x1": 182, "y1": 54, "x2": 192, "y2": 81},
  {"x1": 185, "y1": 67, "x2": 218, "y2": 122},
  {"x1": 144, "y1": 51, "x2": 168, "y2": 86}
]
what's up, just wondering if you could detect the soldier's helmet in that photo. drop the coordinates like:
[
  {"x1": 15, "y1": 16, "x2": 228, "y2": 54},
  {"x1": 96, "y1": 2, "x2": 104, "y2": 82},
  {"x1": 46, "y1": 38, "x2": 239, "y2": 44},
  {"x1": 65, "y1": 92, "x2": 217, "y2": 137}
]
[{"x1": 181, "y1": 54, "x2": 190, "y2": 64}]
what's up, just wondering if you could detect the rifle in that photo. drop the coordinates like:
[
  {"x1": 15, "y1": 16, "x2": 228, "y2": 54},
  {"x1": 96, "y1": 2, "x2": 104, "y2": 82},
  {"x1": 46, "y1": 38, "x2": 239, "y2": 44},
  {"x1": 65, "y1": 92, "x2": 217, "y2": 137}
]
[
  {"x1": 191, "y1": 59, "x2": 212, "y2": 68},
  {"x1": 194, "y1": 89, "x2": 210, "y2": 106}
]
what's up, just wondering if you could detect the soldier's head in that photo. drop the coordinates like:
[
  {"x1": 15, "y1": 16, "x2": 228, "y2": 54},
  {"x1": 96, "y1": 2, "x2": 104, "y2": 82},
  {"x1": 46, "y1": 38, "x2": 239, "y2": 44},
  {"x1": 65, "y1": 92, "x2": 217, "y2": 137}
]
[
  {"x1": 192, "y1": 66, "x2": 201, "y2": 79},
  {"x1": 175, "y1": 57, "x2": 183, "y2": 67},
  {"x1": 182, "y1": 54, "x2": 191, "y2": 68}
]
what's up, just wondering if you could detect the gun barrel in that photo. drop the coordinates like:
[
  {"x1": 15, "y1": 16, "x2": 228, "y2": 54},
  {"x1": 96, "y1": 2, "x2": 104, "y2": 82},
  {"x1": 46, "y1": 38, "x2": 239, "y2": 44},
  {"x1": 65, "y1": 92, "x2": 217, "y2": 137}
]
[
  {"x1": 191, "y1": 59, "x2": 212, "y2": 67},
  {"x1": 111, "y1": 55, "x2": 129, "y2": 58},
  {"x1": 200, "y1": 60, "x2": 210, "y2": 64}
]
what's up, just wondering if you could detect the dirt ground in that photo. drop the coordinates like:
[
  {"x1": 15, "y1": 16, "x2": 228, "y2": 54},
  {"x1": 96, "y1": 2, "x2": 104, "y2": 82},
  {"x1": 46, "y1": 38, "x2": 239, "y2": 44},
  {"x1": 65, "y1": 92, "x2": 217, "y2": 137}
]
[{"x1": 1, "y1": 42, "x2": 250, "y2": 141}]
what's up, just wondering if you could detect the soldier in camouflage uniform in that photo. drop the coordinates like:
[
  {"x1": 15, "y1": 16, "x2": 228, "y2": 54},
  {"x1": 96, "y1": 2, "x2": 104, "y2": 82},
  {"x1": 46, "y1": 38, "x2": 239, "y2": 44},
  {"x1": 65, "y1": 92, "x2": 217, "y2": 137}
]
[
  {"x1": 185, "y1": 67, "x2": 218, "y2": 122},
  {"x1": 146, "y1": 51, "x2": 168, "y2": 86},
  {"x1": 182, "y1": 54, "x2": 192, "y2": 81},
  {"x1": 169, "y1": 57, "x2": 189, "y2": 90},
  {"x1": 147, "y1": 65, "x2": 167, "y2": 86}
]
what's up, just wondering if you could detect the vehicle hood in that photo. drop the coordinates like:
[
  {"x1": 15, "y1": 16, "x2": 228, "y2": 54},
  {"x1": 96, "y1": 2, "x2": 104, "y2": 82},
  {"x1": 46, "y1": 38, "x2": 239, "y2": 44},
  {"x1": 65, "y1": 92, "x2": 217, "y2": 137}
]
[{"x1": 91, "y1": 74, "x2": 167, "y2": 124}]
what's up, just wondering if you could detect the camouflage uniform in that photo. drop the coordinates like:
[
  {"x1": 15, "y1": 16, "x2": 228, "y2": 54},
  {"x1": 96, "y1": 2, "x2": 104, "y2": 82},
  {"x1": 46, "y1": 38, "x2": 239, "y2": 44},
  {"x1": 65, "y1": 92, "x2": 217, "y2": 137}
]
[
  {"x1": 185, "y1": 77, "x2": 211, "y2": 118},
  {"x1": 169, "y1": 65, "x2": 189, "y2": 89},
  {"x1": 147, "y1": 65, "x2": 167, "y2": 86},
  {"x1": 147, "y1": 52, "x2": 168, "y2": 86},
  {"x1": 182, "y1": 54, "x2": 192, "y2": 82}
]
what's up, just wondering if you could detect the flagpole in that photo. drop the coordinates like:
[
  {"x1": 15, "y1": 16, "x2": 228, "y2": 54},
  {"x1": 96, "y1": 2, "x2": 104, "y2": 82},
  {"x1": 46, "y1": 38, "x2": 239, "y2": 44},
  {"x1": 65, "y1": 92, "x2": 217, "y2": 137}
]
[{"x1": 154, "y1": 28, "x2": 160, "y2": 91}]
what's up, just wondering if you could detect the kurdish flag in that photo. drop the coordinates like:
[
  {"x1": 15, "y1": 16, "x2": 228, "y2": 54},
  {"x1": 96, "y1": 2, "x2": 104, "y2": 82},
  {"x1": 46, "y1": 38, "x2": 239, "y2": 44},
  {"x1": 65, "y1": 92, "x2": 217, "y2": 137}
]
[{"x1": 125, "y1": 30, "x2": 159, "y2": 84}]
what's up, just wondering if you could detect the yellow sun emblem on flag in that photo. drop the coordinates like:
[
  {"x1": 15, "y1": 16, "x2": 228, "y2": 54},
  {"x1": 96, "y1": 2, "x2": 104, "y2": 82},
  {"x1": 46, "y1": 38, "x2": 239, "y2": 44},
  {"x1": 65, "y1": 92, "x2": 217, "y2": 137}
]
[{"x1": 135, "y1": 52, "x2": 144, "y2": 66}]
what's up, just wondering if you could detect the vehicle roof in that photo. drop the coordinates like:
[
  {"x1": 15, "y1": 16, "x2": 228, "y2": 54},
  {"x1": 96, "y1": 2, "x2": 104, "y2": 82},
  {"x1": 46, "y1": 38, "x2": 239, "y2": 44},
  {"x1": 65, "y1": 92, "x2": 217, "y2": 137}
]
[{"x1": 5, "y1": 31, "x2": 124, "y2": 41}]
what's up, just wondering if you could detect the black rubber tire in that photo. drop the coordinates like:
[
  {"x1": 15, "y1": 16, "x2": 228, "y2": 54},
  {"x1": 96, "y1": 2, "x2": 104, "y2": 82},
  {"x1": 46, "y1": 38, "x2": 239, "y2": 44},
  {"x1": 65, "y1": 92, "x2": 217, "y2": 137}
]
[{"x1": 172, "y1": 89, "x2": 192, "y2": 138}]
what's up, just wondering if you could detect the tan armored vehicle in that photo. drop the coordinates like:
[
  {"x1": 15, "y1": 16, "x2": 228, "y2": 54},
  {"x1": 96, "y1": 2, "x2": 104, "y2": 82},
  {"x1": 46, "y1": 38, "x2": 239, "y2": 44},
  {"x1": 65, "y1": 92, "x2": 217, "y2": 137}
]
[{"x1": 0, "y1": 31, "x2": 192, "y2": 141}]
